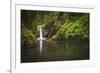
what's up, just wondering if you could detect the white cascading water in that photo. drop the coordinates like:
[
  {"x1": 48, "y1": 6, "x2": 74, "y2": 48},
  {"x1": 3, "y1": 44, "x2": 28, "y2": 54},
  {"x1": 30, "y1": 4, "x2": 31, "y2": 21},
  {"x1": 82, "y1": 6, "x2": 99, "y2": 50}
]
[{"x1": 37, "y1": 28, "x2": 46, "y2": 56}]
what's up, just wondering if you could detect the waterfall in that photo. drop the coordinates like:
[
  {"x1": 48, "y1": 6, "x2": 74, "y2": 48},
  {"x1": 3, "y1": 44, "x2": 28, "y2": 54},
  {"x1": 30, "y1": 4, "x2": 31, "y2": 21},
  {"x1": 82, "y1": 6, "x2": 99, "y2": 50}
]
[
  {"x1": 37, "y1": 28, "x2": 46, "y2": 40},
  {"x1": 37, "y1": 28, "x2": 46, "y2": 56}
]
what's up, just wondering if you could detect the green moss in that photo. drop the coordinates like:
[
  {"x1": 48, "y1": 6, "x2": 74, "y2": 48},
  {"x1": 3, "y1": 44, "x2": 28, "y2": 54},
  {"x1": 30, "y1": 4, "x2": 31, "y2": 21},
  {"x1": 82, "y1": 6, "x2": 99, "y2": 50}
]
[
  {"x1": 21, "y1": 26, "x2": 36, "y2": 48},
  {"x1": 21, "y1": 10, "x2": 89, "y2": 42}
]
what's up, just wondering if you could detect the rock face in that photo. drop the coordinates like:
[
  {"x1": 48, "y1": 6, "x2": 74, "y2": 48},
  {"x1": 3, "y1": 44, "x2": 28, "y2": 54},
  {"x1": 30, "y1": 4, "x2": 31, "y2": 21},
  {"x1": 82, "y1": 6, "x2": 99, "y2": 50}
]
[{"x1": 21, "y1": 26, "x2": 37, "y2": 48}]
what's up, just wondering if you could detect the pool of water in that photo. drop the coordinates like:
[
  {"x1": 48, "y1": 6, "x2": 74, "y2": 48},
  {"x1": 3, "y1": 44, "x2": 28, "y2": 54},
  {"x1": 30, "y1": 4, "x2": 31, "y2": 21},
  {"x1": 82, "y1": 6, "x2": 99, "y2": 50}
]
[{"x1": 21, "y1": 40, "x2": 89, "y2": 63}]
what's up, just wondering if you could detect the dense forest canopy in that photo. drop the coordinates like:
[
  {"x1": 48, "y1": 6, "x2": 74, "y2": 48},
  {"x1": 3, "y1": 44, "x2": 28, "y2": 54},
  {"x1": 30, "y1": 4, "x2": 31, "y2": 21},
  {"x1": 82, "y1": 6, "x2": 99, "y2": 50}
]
[{"x1": 21, "y1": 10, "x2": 89, "y2": 48}]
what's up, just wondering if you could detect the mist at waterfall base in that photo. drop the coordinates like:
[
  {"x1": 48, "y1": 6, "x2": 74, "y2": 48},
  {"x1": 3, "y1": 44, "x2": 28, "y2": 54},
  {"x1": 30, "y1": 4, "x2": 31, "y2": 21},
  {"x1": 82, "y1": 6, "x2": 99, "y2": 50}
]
[{"x1": 21, "y1": 28, "x2": 89, "y2": 63}]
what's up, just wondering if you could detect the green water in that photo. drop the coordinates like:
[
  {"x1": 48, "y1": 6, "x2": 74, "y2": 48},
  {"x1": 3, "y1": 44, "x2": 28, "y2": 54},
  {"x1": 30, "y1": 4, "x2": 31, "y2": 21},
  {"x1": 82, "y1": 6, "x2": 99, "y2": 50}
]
[{"x1": 21, "y1": 40, "x2": 89, "y2": 63}]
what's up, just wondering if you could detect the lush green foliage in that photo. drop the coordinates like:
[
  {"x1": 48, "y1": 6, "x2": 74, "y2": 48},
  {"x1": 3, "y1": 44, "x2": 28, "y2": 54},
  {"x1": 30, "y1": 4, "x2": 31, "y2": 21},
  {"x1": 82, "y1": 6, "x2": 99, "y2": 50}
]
[{"x1": 21, "y1": 10, "x2": 89, "y2": 47}]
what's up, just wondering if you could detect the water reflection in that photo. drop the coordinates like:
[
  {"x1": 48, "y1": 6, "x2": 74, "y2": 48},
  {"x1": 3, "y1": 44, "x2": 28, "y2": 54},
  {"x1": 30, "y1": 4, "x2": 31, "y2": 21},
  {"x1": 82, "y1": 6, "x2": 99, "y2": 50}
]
[
  {"x1": 21, "y1": 40, "x2": 89, "y2": 63},
  {"x1": 39, "y1": 40, "x2": 43, "y2": 56}
]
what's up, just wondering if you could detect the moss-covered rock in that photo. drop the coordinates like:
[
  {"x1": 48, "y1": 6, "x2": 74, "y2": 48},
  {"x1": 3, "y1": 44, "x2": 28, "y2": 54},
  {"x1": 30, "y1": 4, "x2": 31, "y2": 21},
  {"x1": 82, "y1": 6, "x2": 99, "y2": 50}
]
[{"x1": 21, "y1": 25, "x2": 37, "y2": 48}]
